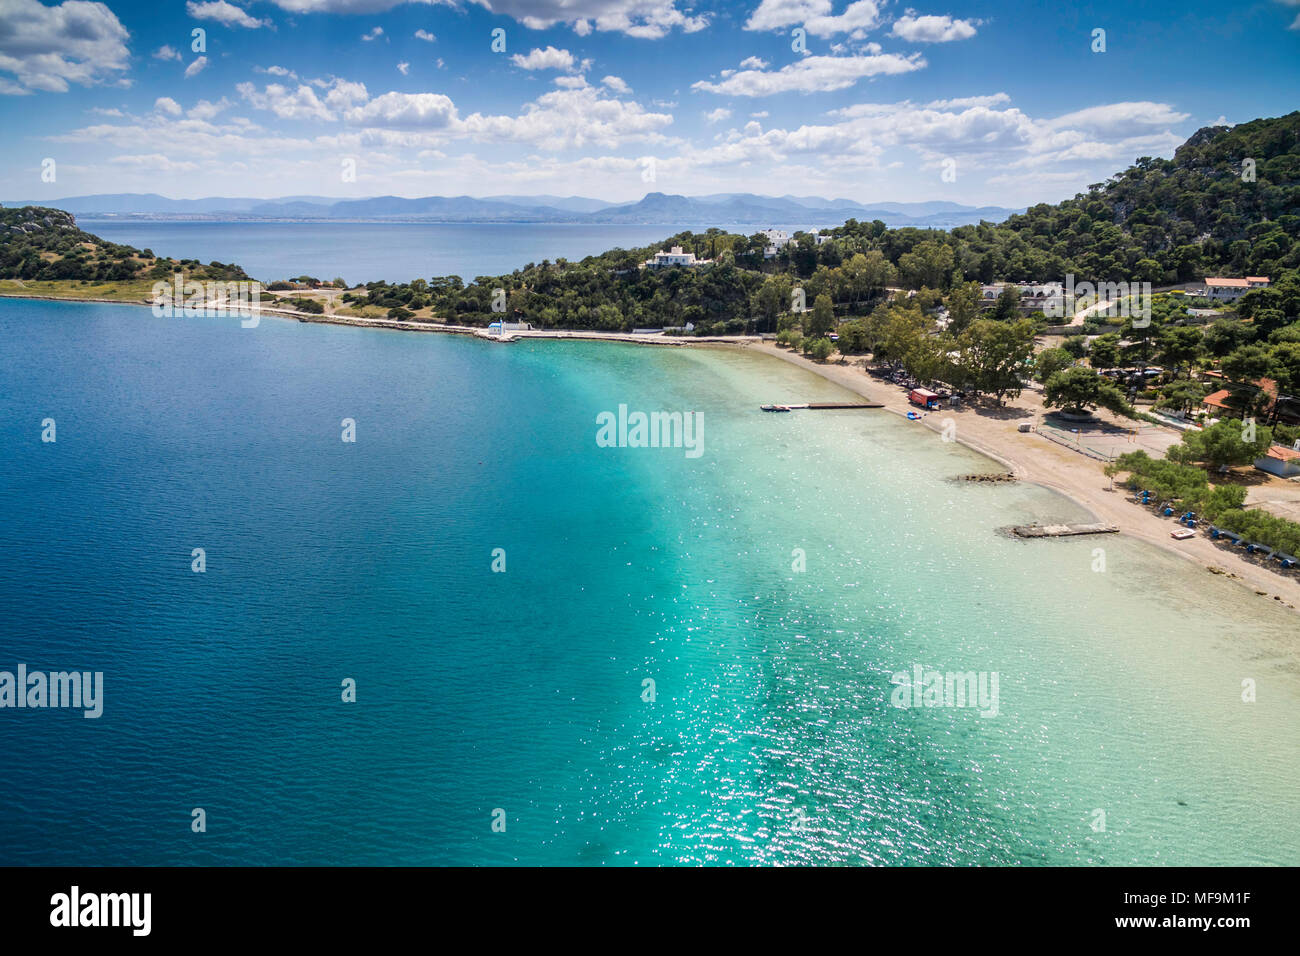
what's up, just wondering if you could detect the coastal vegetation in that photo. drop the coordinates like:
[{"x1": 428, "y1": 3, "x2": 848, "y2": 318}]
[{"x1": 0, "y1": 205, "x2": 250, "y2": 286}]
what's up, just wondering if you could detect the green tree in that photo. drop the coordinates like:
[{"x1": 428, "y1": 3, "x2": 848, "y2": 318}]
[
  {"x1": 807, "y1": 293, "x2": 835, "y2": 339},
  {"x1": 1221, "y1": 344, "x2": 1275, "y2": 384},
  {"x1": 945, "y1": 280, "x2": 981, "y2": 335},
  {"x1": 1088, "y1": 333, "x2": 1122, "y2": 369},
  {"x1": 1155, "y1": 379, "x2": 1209, "y2": 416},
  {"x1": 1158, "y1": 326, "x2": 1203, "y2": 377},
  {"x1": 1044, "y1": 367, "x2": 1133, "y2": 417},
  {"x1": 1034, "y1": 347, "x2": 1074, "y2": 383},
  {"x1": 957, "y1": 318, "x2": 1037, "y2": 404},
  {"x1": 1168, "y1": 419, "x2": 1273, "y2": 471}
]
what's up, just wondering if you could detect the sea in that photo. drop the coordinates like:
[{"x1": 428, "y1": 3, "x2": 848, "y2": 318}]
[
  {"x1": 77, "y1": 220, "x2": 803, "y2": 284},
  {"x1": 1, "y1": 296, "x2": 1298, "y2": 865}
]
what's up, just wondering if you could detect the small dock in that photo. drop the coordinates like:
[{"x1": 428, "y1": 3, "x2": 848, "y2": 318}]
[
  {"x1": 761, "y1": 402, "x2": 882, "y2": 411},
  {"x1": 1009, "y1": 522, "x2": 1119, "y2": 538}
]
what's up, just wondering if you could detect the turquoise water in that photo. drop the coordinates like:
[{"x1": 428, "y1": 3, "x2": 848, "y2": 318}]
[
  {"x1": 1, "y1": 297, "x2": 1298, "y2": 866},
  {"x1": 77, "y1": 220, "x2": 748, "y2": 284}
]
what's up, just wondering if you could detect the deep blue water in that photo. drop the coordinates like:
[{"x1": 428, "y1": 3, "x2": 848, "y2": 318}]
[{"x1": 2, "y1": 297, "x2": 1299, "y2": 866}]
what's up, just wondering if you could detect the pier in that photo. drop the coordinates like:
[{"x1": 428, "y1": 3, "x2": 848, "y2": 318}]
[
  {"x1": 761, "y1": 402, "x2": 883, "y2": 411},
  {"x1": 1008, "y1": 523, "x2": 1119, "y2": 538}
]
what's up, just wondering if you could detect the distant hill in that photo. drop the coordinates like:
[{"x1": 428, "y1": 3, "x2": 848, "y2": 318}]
[{"x1": 0, "y1": 191, "x2": 1022, "y2": 228}]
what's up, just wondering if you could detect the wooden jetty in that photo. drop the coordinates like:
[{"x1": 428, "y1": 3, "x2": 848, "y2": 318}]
[
  {"x1": 1009, "y1": 522, "x2": 1119, "y2": 538},
  {"x1": 760, "y1": 402, "x2": 883, "y2": 410}
]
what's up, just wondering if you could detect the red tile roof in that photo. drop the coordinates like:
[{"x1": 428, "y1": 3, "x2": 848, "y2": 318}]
[{"x1": 1202, "y1": 388, "x2": 1235, "y2": 409}]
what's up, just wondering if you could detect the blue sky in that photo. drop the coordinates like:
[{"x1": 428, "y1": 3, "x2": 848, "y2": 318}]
[{"x1": 1, "y1": 0, "x2": 1298, "y2": 206}]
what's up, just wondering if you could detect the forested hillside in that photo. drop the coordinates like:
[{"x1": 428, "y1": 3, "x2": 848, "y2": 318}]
[{"x1": 0, "y1": 205, "x2": 249, "y2": 283}]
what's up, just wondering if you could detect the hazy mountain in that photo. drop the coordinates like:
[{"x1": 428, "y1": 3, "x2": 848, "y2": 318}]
[
  {"x1": 0, "y1": 191, "x2": 1022, "y2": 227},
  {"x1": 483, "y1": 194, "x2": 618, "y2": 213}
]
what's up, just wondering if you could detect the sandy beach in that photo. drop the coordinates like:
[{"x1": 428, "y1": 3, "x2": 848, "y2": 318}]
[{"x1": 747, "y1": 342, "x2": 1300, "y2": 614}]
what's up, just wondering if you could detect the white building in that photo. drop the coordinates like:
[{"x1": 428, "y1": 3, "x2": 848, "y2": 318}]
[
  {"x1": 644, "y1": 246, "x2": 710, "y2": 269},
  {"x1": 759, "y1": 229, "x2": 792, "y2": 259},
  {"x1": 1203, "y1": 277, "x2": 1269, "y2": 302}
]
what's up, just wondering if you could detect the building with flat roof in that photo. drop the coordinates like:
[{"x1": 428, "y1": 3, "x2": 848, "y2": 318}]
[{"x1": 644, "y1": 246, "x2": 711, "y2": 269}]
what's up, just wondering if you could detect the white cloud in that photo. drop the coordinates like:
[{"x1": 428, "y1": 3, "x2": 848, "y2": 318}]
[
  {"x1": 262, "y1": 0, "x2": 705, "y2": 36},
  {"x1": 704, "y1": 107, "x2": 731, "y2": 124},
  {"x1": 601, "y1": 75, "x2": 631, "y2": 94},
  {"x1": 397, "y1": 61, "x2": 410, "y2": 74},
  {"x1": 473, "y1": 0, "x2": 707, "y2": 38},
  {"x1": 361, "y1": 26, "x2": 384, "y2": 41},
  {"x1": 924, "y1": 93, "x2": 1010, "y2": 109},
  {"x1": 459, "y1": 84, "x2": 675, "y2": 150},
  {"x1": 237, "y1": 81, "x2": 335, "y2": 120},
  {"x1": 414, "y1": 29, "x2": 436, "y2": 42},
  {"x1": 185, "y1": 57, "x2": 210, "y2": 79},
  {"x1": 745, "y1": 0, "x2": 882, "y2": 38},
  {"x1": 345, "y1": 91, "x2": 459, "y2": 129},
  {"x1": 324, "y1": 79, "x2": 370, "y2": 110},
  {"x1": 0, "y1": 0, "x2": 130, "y2": 93},
  {"x1": 693, "y1": 53, "x2": 925, "y2": 96},
  {"x1": 511, "y1": 46, "x2": 577, "y2": 71},
  {"x1": 155, "y1": 96, "x2": 183, "y2": 116},
  {"x1": 258, "y1": 65, "x2": 299, "y2": 80},
  {"x1": 154, "y1": 45, "x2": 183, "y2": 62},
  {"x1": 186, "y1": 1, "x2": 271, "y2": 28},
  {"x1": 890, "y1": 14, "x2": 980, "y2": 43},
  {"x1": 554, "y1": 75, "x2": 587, "y2": 89},
  {"x1": 110, "y1": 153, "x2": 200, "y2": 172},
  {"x1": 738, "y1": 56, "x2": 768, "y2": 70},
  {"x1": 1046, "y1": 101, "x2": 1190, "y2": 134},
  {"x1": 189, "y1": 97, "x2": 231, "y2": 120}
]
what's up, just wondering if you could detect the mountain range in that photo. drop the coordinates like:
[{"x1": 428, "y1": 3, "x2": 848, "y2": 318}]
[{"x1": 0, "y1": 192, "x2": 1022, "y2": 229}]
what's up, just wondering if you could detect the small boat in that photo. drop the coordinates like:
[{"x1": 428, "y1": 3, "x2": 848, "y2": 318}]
[
  {"x1": 761, "y1": 404, "x2": 792, "y2": 412},
  {"x1": 1170, "y1": 528, "x2": 1196, "y2": 540}
]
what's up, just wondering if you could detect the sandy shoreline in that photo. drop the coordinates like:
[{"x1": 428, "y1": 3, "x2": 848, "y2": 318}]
[
  {"x1": 4, "y1": 289, "x2": 1297, "y2": 614},
  {"x1": 744, "y1": 341, "x2": 1300, "y2": 614}
]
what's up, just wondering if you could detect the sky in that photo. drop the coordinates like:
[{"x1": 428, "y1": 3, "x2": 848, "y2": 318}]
[{"x1": 1, "y1": 0, "x2": 1298, "y2": 207}]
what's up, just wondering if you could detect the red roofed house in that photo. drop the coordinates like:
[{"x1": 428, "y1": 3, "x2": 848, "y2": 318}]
[
  {"x1": 1255, "y1": 444, "x2": 1300, "y2": 479},
  {"x1": 1202, "y1": 377, "x2": 1300, "y2": 427},
  {"x1": 1203, "y1": 277, "x2": 1250, "y2": 302}
]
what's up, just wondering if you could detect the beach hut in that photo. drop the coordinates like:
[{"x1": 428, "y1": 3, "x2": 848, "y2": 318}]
[{"x1": 908, "y1": 387, "x2": 940, "y2": 409}]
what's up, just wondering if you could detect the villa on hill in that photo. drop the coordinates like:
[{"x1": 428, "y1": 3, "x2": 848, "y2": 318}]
[
  {"x1": 643, "y1": 246, "x2": 712, "y2": 269},
  {"x1": 1202, "y1": 276, "x2": 1270, "y2": 302}
]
